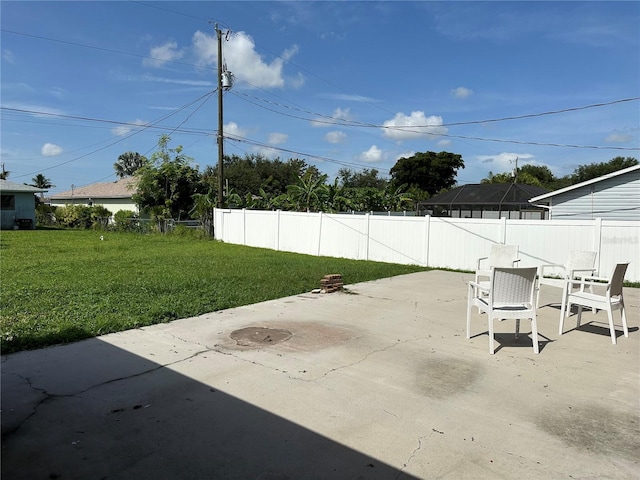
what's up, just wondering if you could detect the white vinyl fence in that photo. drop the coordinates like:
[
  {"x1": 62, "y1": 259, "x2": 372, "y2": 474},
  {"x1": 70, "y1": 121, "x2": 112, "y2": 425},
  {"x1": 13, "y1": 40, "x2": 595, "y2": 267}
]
[{"x1": 214, "y1": 209, "x2": 640, "y2": 282}]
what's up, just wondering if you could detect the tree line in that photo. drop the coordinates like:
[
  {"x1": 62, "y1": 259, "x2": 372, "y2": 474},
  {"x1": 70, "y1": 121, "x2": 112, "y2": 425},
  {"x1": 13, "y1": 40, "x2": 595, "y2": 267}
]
[{"x1": 17, "y1": 132, "x2": 637, "y2": 230}]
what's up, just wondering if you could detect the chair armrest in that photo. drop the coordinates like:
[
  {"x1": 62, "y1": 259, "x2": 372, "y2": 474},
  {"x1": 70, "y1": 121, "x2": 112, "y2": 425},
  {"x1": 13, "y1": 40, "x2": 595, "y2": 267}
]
[
  {"x1": 574, "y1": 275, "x2": 610, "y2": 291},
  {"x1": 538, "y1": 263, "x2": 563, "y2": 277},
  {"x1": 568, "y1": 267, "x2": 596, "y2": 278},
  {"x1": 469, "y1": 281, "x2": 490, "y2": 293},
  {"x1": 579, "y1": 275, "x2": 609, "y2": 283}
]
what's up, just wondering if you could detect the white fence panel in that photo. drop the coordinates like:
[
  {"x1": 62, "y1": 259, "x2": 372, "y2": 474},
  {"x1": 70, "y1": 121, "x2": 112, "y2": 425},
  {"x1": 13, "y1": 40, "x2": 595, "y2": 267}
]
[
  {"x1": 213, "y1": 209, "x2": 640, "y2": 282},
  {"x1": 599, "y1": 221, "x2": 640, "y2": 278},
  {"x1": 505, "y1": 219, "x2": 597, "y2": 267},
  {"x1": 244, "y1": 210, "x2": 279, "y2": 250},
  {"x1": 426, "y1": 218, "x2": 505, "y2": 270},
  {"x1": 319, "y1": 214, "x2": 369, "y2": 261},
  {"x1": 368, "y1": 216, "x2": 426, "y2": 265},
  {"x1": 278, "y1": 211, "x2": 321, "y2": 256}
]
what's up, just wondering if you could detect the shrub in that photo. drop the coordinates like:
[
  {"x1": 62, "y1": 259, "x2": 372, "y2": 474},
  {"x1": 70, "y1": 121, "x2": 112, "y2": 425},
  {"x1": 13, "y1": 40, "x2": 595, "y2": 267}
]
[
  {"x1": 113, "y1": 210, "x2": 140, "y2": 232},
  {"x1": 54, "y1": 204, "x2": 112, "y2": 229}
]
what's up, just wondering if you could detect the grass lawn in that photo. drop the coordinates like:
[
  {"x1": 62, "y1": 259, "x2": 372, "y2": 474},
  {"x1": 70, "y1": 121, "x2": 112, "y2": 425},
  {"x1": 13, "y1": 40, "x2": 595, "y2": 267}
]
[{"x1": 0, "y1": 229, "x2": 428, "y2": 353}]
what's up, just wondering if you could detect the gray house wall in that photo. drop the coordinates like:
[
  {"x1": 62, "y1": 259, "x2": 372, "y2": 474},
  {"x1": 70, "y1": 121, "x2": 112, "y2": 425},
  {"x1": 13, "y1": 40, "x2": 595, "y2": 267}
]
[
  {"x1": 547, "y1": 168, "x2": 640, "y2": 220},
  {"x1": 1, "y1": 192, "x2": 37, "y2": 229}
]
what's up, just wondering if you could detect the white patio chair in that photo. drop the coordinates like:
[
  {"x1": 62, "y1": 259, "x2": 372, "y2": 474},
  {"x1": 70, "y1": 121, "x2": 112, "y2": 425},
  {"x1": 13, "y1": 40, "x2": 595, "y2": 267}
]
[
  {"x1": 475, "y1": 244, "x2": 520, "y2": 285},
  {"x1": 537, "y1": 250, "x2": 597, "y2": 315},
  {"x1": 467, "y1": 267, "x2": 539, "y2": 355},
  {"x1": 560, "y1": 263, "x2": 629, "y2": 344}
]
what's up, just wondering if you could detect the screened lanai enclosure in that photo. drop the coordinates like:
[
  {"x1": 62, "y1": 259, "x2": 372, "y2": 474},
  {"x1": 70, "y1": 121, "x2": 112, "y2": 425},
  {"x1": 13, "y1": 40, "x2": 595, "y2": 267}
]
[{"x1": 416, "y1": 183, "x2": 549, "y2": 219}]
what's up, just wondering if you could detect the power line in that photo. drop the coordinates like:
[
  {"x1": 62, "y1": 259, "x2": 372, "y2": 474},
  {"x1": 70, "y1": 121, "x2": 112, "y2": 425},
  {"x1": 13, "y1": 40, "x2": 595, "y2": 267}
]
[
  {"x1": 232, "y1": 91, "x2": 640, "y2": 130},
  {"x1": 225, "y1": 134, "x2": 391, "y2": 173},
  {"x1": 0, "y1": 28, "x2": 217, "y2": 72},
  {"x1": 229, "y1": 92, "x2": 640, "y2": 151},
  {"x1": 6, "y1": 91, "x2": 217, "y2": 179},
  {"x1": 5, "y1": 25, "x2": 637, "y2": 148}
]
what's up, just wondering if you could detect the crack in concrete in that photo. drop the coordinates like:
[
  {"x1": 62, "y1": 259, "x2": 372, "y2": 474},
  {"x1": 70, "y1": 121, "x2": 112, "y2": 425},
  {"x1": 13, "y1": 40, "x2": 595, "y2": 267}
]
[
  {"x1": 395, "y1": 435, "x2": 428, "y2": 479},
  {"x1": 314, "y1": 336, "x2": 427, "y2": 381},
  {"x1": 1, "y1": 348, "x2": 211, "y2": 441}
]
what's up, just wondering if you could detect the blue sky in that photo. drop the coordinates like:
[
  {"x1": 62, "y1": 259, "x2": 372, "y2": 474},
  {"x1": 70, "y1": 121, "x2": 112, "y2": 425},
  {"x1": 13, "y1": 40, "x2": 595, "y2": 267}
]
[{"x1": 1, "y1": 1, "x2": 638, "y2": 195}]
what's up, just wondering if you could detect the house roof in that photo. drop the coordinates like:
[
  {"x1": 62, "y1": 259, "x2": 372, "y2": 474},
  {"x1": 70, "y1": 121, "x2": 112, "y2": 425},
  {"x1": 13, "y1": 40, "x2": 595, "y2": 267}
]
[
  {"x1": 0, "y1": 179, "x2": 47, "y2": 193},
  {"x1": 418, "y1": 183, "x2": 549, "y2": 207},
  {"x1": 529, "y1": 164, "x2": 640, "y2": 203},
  {"x1": 50, "y1": 177, "x2": 137, "y2": 200}
]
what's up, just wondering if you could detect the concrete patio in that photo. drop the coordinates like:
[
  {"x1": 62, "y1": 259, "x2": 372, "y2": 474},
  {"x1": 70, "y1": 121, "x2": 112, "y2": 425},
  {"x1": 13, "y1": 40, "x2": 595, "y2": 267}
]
[{"x1": 2, "y1": 270, "x2": 639, "y2": 479}]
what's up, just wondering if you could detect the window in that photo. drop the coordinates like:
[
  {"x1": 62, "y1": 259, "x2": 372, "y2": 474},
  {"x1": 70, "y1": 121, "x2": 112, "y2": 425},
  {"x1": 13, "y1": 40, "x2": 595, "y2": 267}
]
[{"x1": 1, "y1": 194, "x2": 15, "y2": 210}]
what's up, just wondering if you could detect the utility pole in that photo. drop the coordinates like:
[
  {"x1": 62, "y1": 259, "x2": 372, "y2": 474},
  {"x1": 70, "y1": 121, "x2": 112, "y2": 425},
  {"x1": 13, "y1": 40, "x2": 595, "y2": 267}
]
[{"x1": 216, "y1": 23, "x2": 225, "y2": 209}]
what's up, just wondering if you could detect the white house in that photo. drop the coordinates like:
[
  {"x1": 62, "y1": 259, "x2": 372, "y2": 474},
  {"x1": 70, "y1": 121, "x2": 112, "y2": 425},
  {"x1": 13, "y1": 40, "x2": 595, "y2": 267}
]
[
  {"x1": 50, "y1": 177, "x2": 139, "y2": 216},
  {"x1": 529, "y1": 164, "x2": 640, "y2": 220}
]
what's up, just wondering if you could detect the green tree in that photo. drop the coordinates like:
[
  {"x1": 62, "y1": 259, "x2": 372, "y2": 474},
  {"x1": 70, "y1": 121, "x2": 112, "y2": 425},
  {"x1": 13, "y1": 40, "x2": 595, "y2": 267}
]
[
  {"x1": 132, "y1": 135, "x2": 203, "y2": 221},
  {"x1": 337, "y1": 168, "x2": 388, "y2": 189},
  {"x1": 190, "y1": 192, "x2": 215, "y2": 236},
  {"x1": 383, "y1": 184, "x2": 414, "y2": 212},
  {"x1": 569, "y1": 156, "x2": 637, "y2": 184},
  {"x1": 211, "y1": 154, "x2": 315, "y2": 201},
  {"x1": 482, "y1": 165, "x2": 555, "y2": 189},
  {"x1": 287, "y1": 171, "x2": 329, "y2": 212},
  {"x1": 114, "y1": 151, "x2": 149, "y2": 178},
  {"x1": 519, "y1": 164, "x2": 555, "y2": 187},
  {"x1": 30, "y1": 173, "x2": 55, "y2": 198},
  {"x1": 390, "y1": 151, "x2": 464, "y2": 196}
]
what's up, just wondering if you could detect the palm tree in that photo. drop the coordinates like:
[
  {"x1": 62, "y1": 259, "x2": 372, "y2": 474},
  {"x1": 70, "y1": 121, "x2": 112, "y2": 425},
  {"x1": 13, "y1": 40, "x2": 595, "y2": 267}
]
[
  {"x1": 287, "y1": 172, "x2": 329, "y2": 212},
  {"x1": 31, "y1": 173, "x2": 55, "y2": 198},
  {"x1": 114, "y1": 152, "x2": 148, "y2": 178}
]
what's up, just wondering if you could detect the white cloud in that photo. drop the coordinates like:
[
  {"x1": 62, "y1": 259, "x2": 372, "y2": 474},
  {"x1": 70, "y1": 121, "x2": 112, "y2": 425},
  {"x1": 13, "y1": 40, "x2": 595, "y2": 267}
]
[
  {"x1": 396, "y1": 150, "x2": 416, "y2": 161},
  {"x1": 325, "y1": 131, "x2": 346, "y2": 144},
  {"x1": 268, "y1": 132, "x2": 288, "y2": 145},
  {"x1": 143, "y1": 40, "x2": 184, "y2": 68},
  {"x1": 359, "y1": 145, "x2": 383, "y2": 163},
  {"x1": 111, "y1": 119, "x2": 147, "y2": 136},
  {"x1": 4, "y1": 103, "x2": 65, "y2": 117},
  {"x1": 605, "y1": 133, "x2": 633, "y2": 143},
  {"x1": 318, "y1": 93, "x2": 377, "y2": 102},
  {"x1": 252, "y1": 146, "x2": 279, "y2": 158},
  {"x1": 49, "y1": 87, "x2": 65, "y2": 99},
  {"x1": 223, "y1": 122, "x2": 247, "y2": 139},
  {"x1": 382, "y1": 111, "x2": 448, "y2": 141},
  {"x1": 41, "y1": 143, "x2": 63, "y2": 156},
  {"x1": 288, "y1": 72, "x2": 305, "y2": 89},
  {"x1": 193, "y1": 30, "x2": 299, "y2": 88},
  {"x1": 451, "y1": 87, "x2": 473, "y2": 99},
  {"x1": 311, "y1": 107, "x2": 352, "y2": 127},
  {"x1": 3, "y1": 49, "x2": 15, "y2": 64},
  {"x1": 438, "y1": 139, "x2": 451, "y2": 147},
  {"x1": 476, "y1": 153, "x2": 535, "y2": 172}
]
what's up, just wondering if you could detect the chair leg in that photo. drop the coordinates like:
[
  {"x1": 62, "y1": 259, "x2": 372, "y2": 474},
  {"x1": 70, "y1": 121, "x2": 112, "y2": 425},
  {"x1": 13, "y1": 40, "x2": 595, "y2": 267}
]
[
  {"x1": 531, "y1": 315, "x2": 539, "y2": 354},
  {"x1": 466, "y1": 284, "x2": 473, "y2": 339},
  {"x1": 488, "y1": 317, "x2": 495, "y2": 355},
  {"x1": 621, "y1": 299, "x2": 629, "y2": 337},
  {"x1": 515, "y1": 319, "x2": 520, "y2": 339},
  {"x1": 576, "y1": 305, "x2": 583, "y2": 329},
  {"x1": 559, "y1": 300, "x2": 569, "y2": 335},
  {"x1": 606, "y1": 306, "x2": 617, "y2": 345},
  {"x1": 562, "y1": 282, "x2": 570, "y2": 317}
]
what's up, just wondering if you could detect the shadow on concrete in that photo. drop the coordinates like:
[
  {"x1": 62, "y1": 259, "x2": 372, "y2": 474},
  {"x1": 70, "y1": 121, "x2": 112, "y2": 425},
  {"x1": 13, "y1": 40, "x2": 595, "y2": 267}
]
[
  {"x1": 566, "y1": 322, "x2": 639, "y2": 339},
  {"x1": 1, "y1": 337, "x2": 420, "y2": 480}
]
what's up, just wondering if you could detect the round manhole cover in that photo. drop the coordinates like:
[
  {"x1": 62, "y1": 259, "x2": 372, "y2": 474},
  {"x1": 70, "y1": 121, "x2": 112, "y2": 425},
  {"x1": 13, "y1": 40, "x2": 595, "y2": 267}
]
[{"x1": 230, "y1": 327, "x2": 293, "y2": 347}]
